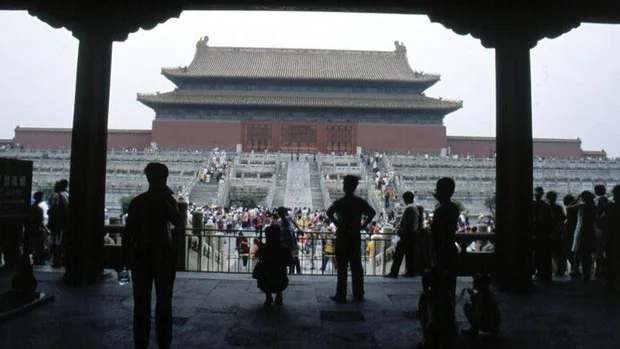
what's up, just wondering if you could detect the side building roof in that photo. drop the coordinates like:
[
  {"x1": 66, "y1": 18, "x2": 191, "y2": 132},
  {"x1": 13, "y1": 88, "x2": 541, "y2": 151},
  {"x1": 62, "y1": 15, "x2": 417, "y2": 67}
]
[
  {"x1": 582, "y1": 150, "x2": 607, "y2": 156},
  {"x1": 447, "y1": 135, "x2": 582, "y2": 144},
  {"x1": 162, "y1": 37, "x2": 440, "y2": 85},
  {"x1": 14, "y1": 126, "x2": 151, "y2": 134}
]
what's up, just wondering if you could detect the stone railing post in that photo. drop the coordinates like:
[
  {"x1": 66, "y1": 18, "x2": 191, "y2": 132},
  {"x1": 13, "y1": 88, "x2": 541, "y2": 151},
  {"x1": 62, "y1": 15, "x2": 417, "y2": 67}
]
[{"x1": 176, "y1": 201, "x2": 188, "y2": 271}]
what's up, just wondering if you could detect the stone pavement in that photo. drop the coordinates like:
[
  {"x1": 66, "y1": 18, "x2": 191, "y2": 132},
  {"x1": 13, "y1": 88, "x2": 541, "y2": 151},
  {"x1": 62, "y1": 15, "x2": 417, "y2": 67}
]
[{"x1": 1, "y1": 268, "x2": 619, "y2": 349}]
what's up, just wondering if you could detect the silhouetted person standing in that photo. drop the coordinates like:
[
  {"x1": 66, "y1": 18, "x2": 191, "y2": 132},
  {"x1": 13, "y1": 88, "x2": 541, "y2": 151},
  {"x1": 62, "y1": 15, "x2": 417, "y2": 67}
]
[
  {"x1": 122, "y1": 163, "x2": 182, "y2": 349},
  {"x1": 385, "y1": 191, "x2": 419, "y2": 278},
  {"x1": 603, "y1": 185, "x2": 620, "y2": 291},
  {"x1": 431, "y1": 177, "x2": 460, "y2": 294},
  {"x1": 546, "y1": 191, "x2": 566, "y2": 276},
  {"x1": 563, "y1": 194, "x2": 579, "y2": 276},
  {"x1": 594, "y1": 185, "x2": 608, "y2": 277},
  {"x1": 567, "y1": 191, "x2": 596, "y2": 282},
  {"x1": 326, "y1": 175, "x2": 376, "y2": 302},
  {"x1": 533, "y1": 186, "x2": 553, "y2": 283},
  {"x1": 429, "y1": 177, "x2": 460, "y2": 346},
  {"x1": 48, "y1": 179, "x2": 69, "y2": 267}
]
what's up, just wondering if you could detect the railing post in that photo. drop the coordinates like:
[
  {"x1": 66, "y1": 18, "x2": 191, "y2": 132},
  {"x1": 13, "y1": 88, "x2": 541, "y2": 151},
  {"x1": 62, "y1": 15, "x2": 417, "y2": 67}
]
[
  {"x1": 215, "y1": 231, "x2": 225, "y2": 272},
  {"x1": 198, "y1": 235, "x2": 203, "y2": 271},
  {"x1": 382, "y1": 237, "x2": 388, "y2": 276}
]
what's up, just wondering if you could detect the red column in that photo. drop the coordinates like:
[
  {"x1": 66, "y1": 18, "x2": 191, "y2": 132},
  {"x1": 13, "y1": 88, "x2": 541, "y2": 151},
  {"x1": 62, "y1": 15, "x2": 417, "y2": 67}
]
[
  {"x1": 494, "y1": 35, "x2": 534, "y2": 292},
  {"x1": 64, "y1": 32, "x2": 113, "y2": 284},
  {"x1": 272, "y1": 120, "x2": 281, "y2": 151}
]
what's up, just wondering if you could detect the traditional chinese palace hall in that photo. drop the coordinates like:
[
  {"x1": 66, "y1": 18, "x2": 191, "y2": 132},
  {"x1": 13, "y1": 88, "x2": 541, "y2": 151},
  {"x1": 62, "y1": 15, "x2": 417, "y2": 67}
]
[{"x1": 137, "y1": 37, "x2": 462, "y2": 153}]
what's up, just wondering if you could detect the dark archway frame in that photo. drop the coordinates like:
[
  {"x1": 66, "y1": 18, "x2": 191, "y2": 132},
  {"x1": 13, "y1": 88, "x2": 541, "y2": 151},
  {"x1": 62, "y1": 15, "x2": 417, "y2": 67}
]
[{"x1": 3, "y1": 0, "x2": 618, "y2": 291}]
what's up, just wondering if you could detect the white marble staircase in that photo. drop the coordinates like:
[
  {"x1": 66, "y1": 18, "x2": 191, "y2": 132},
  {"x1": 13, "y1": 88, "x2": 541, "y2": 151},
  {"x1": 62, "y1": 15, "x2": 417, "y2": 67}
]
[{"x1": 283, "y1": 161, "x2": 313, "y2": 209}]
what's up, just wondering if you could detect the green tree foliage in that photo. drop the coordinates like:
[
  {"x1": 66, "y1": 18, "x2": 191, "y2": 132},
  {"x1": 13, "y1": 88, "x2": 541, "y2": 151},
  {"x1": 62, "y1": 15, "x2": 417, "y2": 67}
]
[
  {"x1": 452, "y1": 199, "x2": 466, "y2": 213},
  {"x1": 234, "y1": 195, "x2": 260, "y2": 208}
]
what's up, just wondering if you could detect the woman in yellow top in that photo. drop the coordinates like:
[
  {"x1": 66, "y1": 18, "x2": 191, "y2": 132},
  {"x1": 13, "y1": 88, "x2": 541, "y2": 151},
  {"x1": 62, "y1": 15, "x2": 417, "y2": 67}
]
[{"x1": 366, "y1": 239, "x2": 375, "y2": 259}]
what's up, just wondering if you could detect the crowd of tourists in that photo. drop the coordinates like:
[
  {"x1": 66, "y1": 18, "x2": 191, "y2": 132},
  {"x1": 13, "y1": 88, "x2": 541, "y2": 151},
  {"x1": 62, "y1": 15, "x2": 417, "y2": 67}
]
[
  {"x1": 533, "y1": 184, "x2": 620, "y2": 288},
  {"x1": 1, "y1": 179, "x2": 71, "y2": 269},
  {"x1": 197, "y1": 148, "x2": 230, "y2": 184},
  {"x1": 182, "y1": 202, "x2": 389, "y2": 275}
]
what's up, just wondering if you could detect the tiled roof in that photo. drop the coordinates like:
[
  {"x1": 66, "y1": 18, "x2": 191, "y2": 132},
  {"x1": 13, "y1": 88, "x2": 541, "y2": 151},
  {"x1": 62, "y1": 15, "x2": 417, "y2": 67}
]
[
  {"x1": 161, "y1": 39, "x2": 439, "y2": 84},
  {"x1": 447, "y1": 135, "x2": 581, "y2": 143},
  {"x1": 582, "y1": 150, "x2": 606, "y2": 156},
  {"x1": 14, "y1": 126, "x2": 151, "y2": 134},
  {"x1": 137, "y1": 90, "x2": 462, "y2": 111}
]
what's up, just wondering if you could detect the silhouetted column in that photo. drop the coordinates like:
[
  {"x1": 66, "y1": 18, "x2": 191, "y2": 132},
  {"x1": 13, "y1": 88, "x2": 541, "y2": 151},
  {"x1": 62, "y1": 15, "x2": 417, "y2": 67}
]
[
  {"x1": 64, "y1": 32, "x2": 113, "y2": 284},
  {"x1": 494, "y1": 35, "x2": 534, "y2": 292}
]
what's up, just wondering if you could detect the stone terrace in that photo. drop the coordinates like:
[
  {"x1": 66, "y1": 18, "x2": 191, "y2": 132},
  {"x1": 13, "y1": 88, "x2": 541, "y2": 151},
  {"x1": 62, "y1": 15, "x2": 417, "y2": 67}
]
[{"x1": 1, "y1": 269, "x2": 619, "y2": 349}]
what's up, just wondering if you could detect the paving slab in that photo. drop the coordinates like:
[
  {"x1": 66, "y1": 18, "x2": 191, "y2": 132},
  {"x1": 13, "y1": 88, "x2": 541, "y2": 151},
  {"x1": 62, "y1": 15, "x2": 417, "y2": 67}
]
[{"x1": 1, "y1": 268, "x2": 619, "y2": 348}]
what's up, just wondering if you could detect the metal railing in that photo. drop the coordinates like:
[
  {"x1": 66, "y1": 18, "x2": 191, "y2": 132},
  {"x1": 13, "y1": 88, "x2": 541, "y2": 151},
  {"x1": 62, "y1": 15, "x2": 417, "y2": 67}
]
[{"x1": 103, "y1": 226, "x2": 495, "y2": 276}]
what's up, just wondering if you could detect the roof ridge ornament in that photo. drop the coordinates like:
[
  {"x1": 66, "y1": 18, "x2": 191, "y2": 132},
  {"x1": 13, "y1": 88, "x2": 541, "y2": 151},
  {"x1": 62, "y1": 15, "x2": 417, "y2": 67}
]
[
  {"x1": 197, "y1": 35, "x2": 209, "y2": 49},
  {"x1": 394, "y1": 41, "x2": 407, "y2": 56}
]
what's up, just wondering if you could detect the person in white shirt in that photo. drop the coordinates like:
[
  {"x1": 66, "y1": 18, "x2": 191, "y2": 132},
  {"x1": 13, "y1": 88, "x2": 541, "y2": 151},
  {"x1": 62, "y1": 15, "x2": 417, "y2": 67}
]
[
  {"x1": 38, "y1": 199, "x2": 49, "y2": 226},
  {"x1": 385, "y1": 191, "x2": 419, "y2": 278}
]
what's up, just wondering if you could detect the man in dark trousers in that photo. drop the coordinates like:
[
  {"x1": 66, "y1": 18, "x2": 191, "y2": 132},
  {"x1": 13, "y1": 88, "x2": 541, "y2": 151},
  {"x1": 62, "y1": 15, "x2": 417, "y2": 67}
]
[
  {"x1": 603, "y1": 185, "x2": 620, "y2": 291},
  {"x1": 431, "y1": 178, "x2": 460, "y2": 296},
  {"x1": 122, "y1": 163, "x2": 183, "y2": 349},
  {"x1": 385, "y1": 191, "x2": 419, "y2": 278},
  {"x1": 326, "y1": 175, "x2": 376, "y2": 302},
  {"x1": 48, "y1": 179, "x2": 69, "y2": 267},
  {"x1": 429, "y1": 177, "x2": 460, "y2": 347},
  {"x1": 533, "y1": 186, "x2": 553, "y2": 284},
  {"x1": 546, "y1": 191, "x2": 566, "y2": 276}
]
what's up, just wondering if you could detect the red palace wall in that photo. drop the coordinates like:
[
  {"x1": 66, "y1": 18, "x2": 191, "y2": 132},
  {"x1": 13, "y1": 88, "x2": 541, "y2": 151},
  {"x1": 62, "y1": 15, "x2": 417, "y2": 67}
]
[
  {"x1": 107, "y1": 132, "x2": 151, "y2": 150},
  {"x1": 447, "y1": 136, "x2": 582, "y2": 158},
  {"x1": 13, "y1": 128, "x2": 151, "y2": 150},
  {"x1": 14, "y1": 129, "x2": 72, "y2": 149},
  {"x1": 533, "y1": 141, "x2": 582, "y2": 158},
  {"x1": 151, "y1": 119, "x2": 242, "y2": 149},
  {"x1": 357, "y1": 124, "x2": 448, "y2": 153},
  {"x1": 12, "y1": 124, "x2": 585, "y2": 159},
  {"x1": 447, "y1": 138, "x2": 496, "y2": 158}
]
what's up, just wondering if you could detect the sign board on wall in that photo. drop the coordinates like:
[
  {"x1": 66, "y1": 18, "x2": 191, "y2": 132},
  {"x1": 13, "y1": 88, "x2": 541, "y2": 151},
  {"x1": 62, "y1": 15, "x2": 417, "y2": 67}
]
[{"x1": 0, "y1": 158, "x2": 33, "y2": 220}]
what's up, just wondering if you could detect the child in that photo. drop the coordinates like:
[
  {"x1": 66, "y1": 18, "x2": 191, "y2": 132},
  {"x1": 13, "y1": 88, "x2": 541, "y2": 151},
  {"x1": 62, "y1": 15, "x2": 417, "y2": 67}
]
[
  {"x1": 462, "y1": 273, "x2": 501, "y2": 338},
  {"x1": 418, "y1": 268, "x2": 457, "y2": 349},
  {"x1": 257, "y1": 224, "x2": 293, "y2": 308}
]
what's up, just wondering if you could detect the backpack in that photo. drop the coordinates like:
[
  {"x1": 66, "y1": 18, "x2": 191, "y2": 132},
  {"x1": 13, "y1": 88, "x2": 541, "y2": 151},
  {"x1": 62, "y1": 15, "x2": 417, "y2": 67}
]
[{"x1": 48, "y1": 192, "x2": 69, "y2": 230}]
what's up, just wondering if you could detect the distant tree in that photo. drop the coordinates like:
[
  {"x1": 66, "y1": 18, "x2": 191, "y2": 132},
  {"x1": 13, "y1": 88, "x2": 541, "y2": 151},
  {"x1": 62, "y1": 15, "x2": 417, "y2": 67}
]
[
  {"x1": 236, "y1": 195, "x2": 260, "y2": 208},
  {"x1": 452, "y1": 199, "x2": 466, "y2": 213}
]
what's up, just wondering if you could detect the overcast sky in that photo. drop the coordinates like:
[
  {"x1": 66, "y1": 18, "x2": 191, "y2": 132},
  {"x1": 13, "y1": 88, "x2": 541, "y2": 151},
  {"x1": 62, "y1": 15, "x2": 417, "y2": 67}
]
[{"x1": 0, "y1": 11, "x2": 618, "y2": 155}]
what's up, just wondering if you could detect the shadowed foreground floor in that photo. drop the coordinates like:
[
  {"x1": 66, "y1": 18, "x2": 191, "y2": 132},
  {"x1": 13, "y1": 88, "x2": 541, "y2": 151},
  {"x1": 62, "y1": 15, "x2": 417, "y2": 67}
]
[{"x1": 1, "y1": 268, "x2": 619, "y2": 348}]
